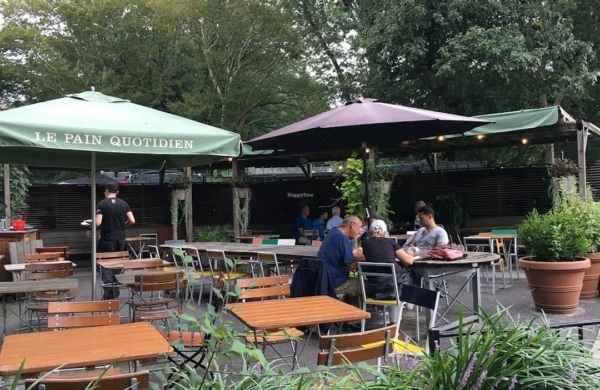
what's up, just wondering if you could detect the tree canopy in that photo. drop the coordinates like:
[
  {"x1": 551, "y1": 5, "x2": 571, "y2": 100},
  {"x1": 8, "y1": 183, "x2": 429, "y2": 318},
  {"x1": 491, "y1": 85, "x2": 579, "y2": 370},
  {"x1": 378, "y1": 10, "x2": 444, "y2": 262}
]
[{"x1": 1, "y1": 0, "x2": 598, "y2": 166}]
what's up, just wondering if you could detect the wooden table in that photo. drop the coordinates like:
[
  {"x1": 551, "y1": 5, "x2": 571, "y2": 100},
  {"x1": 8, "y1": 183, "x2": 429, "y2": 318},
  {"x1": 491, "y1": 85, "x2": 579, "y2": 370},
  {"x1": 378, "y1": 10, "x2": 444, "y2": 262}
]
[
  {"x1": 469, "y1": 232, "x2": 519, "y2": 280},
  {"x1": 0, "y1": 322, "x2": 171, "y2": 376},
  {"x1": 0, "y1": 278, "x2": 78, "y2": 338},
  {"x1": 161, "y1": 242, "x2": 320, "y2": 261},
  {"x1": 227, "y1": 295, "x2": 370, "y2": 330},
  {"x1": 414, "y1": 252, "x2": 500, "y2": 325},
  {"x1": 227, "y1": 295, "x2": 370, "y2": 367}
]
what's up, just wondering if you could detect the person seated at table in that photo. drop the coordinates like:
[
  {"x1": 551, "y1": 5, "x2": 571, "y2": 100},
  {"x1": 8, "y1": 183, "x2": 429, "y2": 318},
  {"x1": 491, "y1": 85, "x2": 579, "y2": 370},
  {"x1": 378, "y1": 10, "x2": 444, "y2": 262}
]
[
  {"x1": 404, "y1": 205, "x2": 449, "y2": 250},
  {"x1": 318, "y1": 215, "x2": 363, "y2": 313},
  {"x1": 325, "y1": 206, "x2": 344, "y2": 234},
  {"x1": 313, "y1": 208, "x2": 328, "y2": 240},
  {"x1": 293, "y1": 204, "x2": 313, "y2": 244},
  {"x1": 359, "y1": 207, "x2": 379, "y2": 242},
  {"x1": 361, "y1": 219, "x2": 414, "y2": 323},
  {"x1": 403, "y1": 205, "x2": 449, "y2": 285},
  {"x1": 413, "y1": 200, "x2": 427, "y2": 230}
]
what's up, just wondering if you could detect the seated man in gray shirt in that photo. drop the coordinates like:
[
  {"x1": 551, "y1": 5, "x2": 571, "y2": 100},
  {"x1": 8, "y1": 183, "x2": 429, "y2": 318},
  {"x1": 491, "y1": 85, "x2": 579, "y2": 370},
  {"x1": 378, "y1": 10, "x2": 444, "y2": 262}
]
[
  {"x1": 403, "y1": 205, "x2": 449, "y2": 250},
  {"x1": 403, "y1": 205, "x2": 449, "y2": 285}
]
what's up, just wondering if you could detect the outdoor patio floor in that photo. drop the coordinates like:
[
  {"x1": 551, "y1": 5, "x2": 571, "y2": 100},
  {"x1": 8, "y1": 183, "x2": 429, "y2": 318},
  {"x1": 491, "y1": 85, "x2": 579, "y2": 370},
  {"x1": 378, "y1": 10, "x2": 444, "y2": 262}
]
[{"x1": 3, "y1": 264, "x2": 600, "y2": 388}]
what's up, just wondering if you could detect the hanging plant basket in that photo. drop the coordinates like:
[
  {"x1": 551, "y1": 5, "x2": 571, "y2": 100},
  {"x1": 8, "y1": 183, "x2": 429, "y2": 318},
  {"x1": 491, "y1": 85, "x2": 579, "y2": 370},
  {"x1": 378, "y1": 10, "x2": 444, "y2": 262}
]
[
  {"x1": 377, "y1": 180, "x2": 392, "y2": 193},
  {"x1": 174, "y1": 189, "x2": 187, "y2": 201},
  {"x1": 237, "y1": 188, "x2": 251, "y2": 199}
]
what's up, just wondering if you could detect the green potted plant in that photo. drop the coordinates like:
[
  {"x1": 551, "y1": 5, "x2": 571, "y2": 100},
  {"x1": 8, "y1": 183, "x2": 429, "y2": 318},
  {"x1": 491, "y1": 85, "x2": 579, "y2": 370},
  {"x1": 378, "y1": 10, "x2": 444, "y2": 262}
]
[
  {"x1": 435, "y1": 193, "x2": 469, "y2": 243},
  {"x1": 518, "y1": 192, "x2": 592, "y2": 313},
  {"x1": 553, "y1": 186, "x2": 600, "y2": 299}
]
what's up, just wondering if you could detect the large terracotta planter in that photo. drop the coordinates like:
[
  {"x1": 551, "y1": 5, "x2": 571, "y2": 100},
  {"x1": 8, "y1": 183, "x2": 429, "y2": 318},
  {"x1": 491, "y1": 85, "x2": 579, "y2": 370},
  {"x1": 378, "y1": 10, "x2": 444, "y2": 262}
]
[
  {"x1": 580, "y1": 252, "x2": 600, "y2": 299},
  {"x1": 518, "y1": 256, "x2": 590, "y2": 314}
]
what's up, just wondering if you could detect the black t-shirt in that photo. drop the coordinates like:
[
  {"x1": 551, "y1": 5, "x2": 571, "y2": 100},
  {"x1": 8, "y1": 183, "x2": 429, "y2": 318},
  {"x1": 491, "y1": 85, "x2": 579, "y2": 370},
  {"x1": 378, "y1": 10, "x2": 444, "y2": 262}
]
[
  {"x1": 96, "y1": 197, "x2": 131, "y2": 240},
  {"x1": 361, "y1": 237, "x2": 410, "y2": 291}
]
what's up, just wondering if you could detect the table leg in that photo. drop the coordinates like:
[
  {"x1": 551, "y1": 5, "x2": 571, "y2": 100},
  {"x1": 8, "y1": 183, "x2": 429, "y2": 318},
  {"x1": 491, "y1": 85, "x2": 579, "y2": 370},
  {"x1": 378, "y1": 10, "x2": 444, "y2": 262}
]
[
  {"x1": 423, "y1": 269, "x2": 433, "y2": 326},
  {"x1": 472, "y1": 268, "x2": 481, "y2": 316},
  {"x1": 128, "y1": 242, "x2": 140, "y2": 259},
  {"x1": 2, "y1": 293, "x2": 6, "y2": 340}
]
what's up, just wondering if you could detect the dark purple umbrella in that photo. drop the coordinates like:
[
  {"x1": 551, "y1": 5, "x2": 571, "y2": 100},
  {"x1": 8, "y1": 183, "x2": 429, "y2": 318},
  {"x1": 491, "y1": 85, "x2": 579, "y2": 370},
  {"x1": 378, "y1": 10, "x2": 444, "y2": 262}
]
[
  {"x1": 246, "y1": 98, "x2": 490, "y2": 208},
  {"x1": 246, "y1": 98, "x2": 490, "y2": 151}
]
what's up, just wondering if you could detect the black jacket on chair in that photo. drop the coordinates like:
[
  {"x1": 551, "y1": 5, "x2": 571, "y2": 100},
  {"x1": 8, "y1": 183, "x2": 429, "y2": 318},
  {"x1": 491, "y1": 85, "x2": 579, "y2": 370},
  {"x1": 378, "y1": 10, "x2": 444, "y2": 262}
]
[
  {"x1": 290, "y1": 258, "x2": 337, "y2": 334},
  {"x1": 290, "y1": 258, "x2": 336, "y2": 299}
]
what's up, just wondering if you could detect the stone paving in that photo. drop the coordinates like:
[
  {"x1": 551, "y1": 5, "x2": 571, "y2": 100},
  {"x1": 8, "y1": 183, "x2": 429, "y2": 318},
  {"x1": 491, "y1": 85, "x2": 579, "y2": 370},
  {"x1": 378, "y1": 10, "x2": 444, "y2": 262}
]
[{"x1": 3, "y1": 265, "x2": 600, "y2": 388}]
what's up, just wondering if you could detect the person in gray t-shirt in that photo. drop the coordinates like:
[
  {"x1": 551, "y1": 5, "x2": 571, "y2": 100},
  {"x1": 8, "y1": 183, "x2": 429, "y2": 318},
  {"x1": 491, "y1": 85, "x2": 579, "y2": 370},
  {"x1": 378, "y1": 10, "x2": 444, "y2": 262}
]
[
  {"x1": 404, "y1": 205, "x2": 449, "y2": 250},
  {"x1": 403, "y1": 205, "x2": 448, "y2": 285}
]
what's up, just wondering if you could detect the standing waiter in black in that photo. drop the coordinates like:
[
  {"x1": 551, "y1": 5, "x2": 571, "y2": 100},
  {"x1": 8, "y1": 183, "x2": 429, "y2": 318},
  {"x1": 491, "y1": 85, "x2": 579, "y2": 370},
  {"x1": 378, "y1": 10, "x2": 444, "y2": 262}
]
[{"x1": 95, "y1": 181, "x2": 135, "y2": 299}]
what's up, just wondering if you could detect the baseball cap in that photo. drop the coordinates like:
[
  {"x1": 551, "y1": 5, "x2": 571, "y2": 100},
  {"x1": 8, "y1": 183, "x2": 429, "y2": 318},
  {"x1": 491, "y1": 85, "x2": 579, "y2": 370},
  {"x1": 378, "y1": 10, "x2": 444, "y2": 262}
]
[
  {"x1": 105, "y1": 182, "x2": 119, "y2": 192},
  {"x1": 370, "y1": 219, "x2": 388, "y2": 233}
]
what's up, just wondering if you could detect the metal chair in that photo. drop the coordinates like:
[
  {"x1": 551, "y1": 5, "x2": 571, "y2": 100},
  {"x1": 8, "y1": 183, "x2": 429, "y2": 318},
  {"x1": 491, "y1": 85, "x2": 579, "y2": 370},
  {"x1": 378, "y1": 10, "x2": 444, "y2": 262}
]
[
  {"x1": 138, "y1": 233, "x2": 157, "y2": 258},
  {"x1": 47, "y1": 300, "x2": 120, "y2": 330},
  {"x1": 128, "y1": 271, "x2": 185, "y2": 328},
  {"x1": 236, "y1": 275, "x2": 304, "y2": 369},
  {"x1": 317, "y1": 324, "x2": 396, "y2": 367},
  {"x1": 205, "y1": 250, "x2": 249, "y2": 304},
  {"x1": 357, "y1": 262, "x2": 402, "y2": 332},
  {"x1": 463, "y1": 236, "x2": 506, "y2": 294},
  {"x1": 24, "y1": 262, "x2": 77, "y2": 331}
]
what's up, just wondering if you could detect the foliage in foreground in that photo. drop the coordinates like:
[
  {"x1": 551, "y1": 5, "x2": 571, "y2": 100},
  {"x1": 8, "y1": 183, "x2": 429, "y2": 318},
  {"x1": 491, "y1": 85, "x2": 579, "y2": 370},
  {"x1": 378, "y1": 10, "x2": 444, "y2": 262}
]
[
  {"x1": 11, "y1": 293, "x2": 600, "y2": 389},
  {"x1": 156, "y1": 298, "x2": 600, "y2": 389}
]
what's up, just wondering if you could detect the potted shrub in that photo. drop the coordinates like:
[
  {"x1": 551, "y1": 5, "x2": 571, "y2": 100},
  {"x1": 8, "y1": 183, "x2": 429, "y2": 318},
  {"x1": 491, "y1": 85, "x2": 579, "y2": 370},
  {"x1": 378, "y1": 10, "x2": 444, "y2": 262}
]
[
  {"x1": 518, "y1": 198, "x2": 592, "y2": 313},
  {"x1": 554, "y1": 186, "x2": 600, "y2": 299},
  {"x1": 435, "y1": 193, "x2": 469, "y2": 228}
]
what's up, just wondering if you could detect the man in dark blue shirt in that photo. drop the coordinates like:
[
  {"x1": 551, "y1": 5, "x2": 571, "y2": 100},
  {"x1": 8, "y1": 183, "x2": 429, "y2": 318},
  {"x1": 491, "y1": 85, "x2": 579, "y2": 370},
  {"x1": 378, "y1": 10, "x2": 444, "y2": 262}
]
[
  {"x1": 318, "y1": 215, "x2": 363, "y2": 303},
  {"x1": 293, "y1": 204, "x2": 313, "y2": 243}
]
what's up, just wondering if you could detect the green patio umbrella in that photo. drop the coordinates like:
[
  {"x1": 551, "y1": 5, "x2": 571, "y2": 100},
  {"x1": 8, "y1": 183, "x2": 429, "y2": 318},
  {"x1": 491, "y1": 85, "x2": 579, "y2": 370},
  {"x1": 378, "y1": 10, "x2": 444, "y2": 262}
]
[{"x1": 0, "y1": 90, "x2": 242, "y2": 299}]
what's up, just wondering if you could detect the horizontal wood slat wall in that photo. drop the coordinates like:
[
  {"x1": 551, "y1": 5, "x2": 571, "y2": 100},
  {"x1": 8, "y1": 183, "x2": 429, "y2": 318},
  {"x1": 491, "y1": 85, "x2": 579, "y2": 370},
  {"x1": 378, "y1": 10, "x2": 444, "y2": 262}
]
[{"x1": 24, "y1": 166, "x2": 598, "y2": 235}]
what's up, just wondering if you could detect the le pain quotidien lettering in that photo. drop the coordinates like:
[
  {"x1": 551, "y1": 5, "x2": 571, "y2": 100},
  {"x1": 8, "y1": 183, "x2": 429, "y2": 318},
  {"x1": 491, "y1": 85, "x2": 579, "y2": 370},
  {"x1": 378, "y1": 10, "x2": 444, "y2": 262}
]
[{"x1": 34, "y1": 132, "x2": 194, "y2": 149}]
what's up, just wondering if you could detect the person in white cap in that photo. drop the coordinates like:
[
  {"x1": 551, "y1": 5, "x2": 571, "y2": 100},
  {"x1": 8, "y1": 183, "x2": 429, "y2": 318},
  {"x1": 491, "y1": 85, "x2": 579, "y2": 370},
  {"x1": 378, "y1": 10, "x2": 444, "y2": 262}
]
[{"x1": 361, "y1": 219, "x2": 414, "y2": 324}]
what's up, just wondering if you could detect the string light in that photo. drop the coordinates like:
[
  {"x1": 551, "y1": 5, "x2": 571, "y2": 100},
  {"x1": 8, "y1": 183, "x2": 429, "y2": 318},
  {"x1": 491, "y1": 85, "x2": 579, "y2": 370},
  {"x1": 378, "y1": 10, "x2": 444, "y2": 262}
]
[
  {"x1": 437, "y1": 136, "x2": 446, "y2": 141},
  {"x1": 476, "y1": 134, "x2": 484, "y2": 140},
  {"x1": 365, "y1": 147, "x2": 370, "y2": 153},
  {"x1": 521, "y1": 138, "x2": 528, "y2": 145}
]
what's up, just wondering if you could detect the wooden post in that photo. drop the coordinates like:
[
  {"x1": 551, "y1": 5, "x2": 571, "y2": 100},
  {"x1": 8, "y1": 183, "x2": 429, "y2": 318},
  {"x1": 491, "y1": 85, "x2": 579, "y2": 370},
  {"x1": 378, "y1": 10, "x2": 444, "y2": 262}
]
[
  {"x1": 232, "y1": 160, "x2": 241, "y2": 241},
  {"x1": 184, "y1": 167, "x2": 193, "y2": 242},
  {"x1": 3, "y1": 164, "x2": 10, "y2": 221}
]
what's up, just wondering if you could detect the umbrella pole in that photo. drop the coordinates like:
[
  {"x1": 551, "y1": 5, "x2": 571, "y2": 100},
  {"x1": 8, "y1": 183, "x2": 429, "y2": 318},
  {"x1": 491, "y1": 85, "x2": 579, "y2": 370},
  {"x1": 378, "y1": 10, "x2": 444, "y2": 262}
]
[
  {"x1": 362, "y1": 143, "x2": 370, "y2": 210},
  {"x1": 91, "y1": 152, "x2": 97, "y2": 300}
]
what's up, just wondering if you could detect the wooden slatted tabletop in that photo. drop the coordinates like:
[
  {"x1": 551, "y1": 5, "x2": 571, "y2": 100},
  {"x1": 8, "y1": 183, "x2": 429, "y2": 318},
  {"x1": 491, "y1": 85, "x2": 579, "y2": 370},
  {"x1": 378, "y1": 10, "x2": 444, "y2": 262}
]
[
  {"x1": 161, "y1": 242, "x2": 320, "y2": 260},
  {"x1": 0, "y1": 322, "x2": 171, "y2": 375},
  {"x1": 97, "y1": 258, "x2": 172, "y2": 270},
  {"x1": 227, "y1": 295, "x2": 370, "y2": 330}
]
